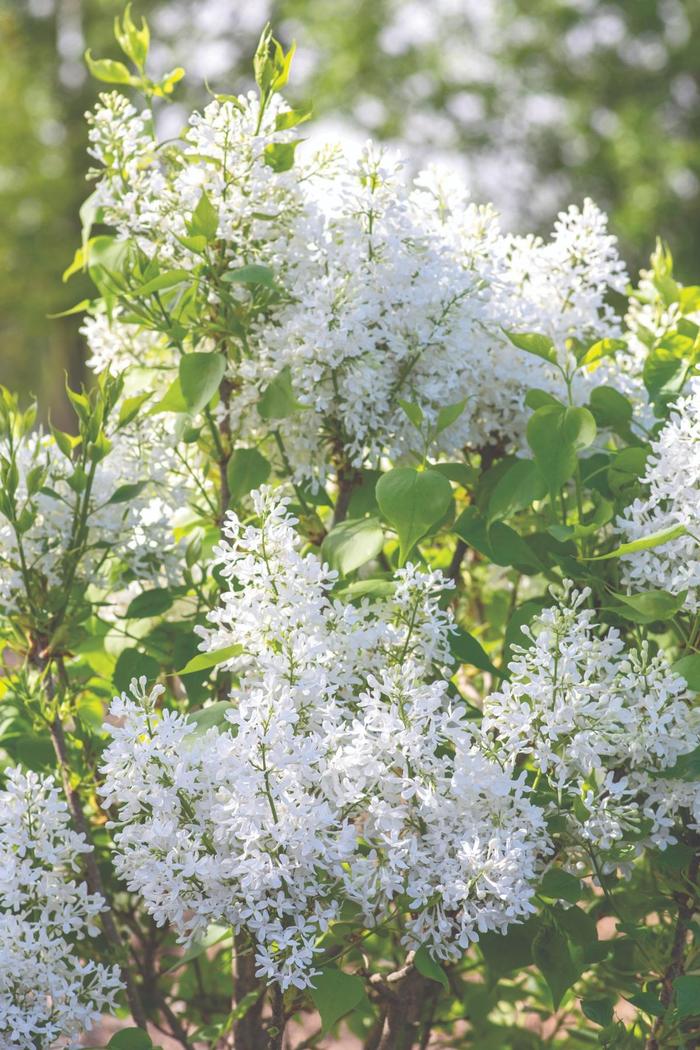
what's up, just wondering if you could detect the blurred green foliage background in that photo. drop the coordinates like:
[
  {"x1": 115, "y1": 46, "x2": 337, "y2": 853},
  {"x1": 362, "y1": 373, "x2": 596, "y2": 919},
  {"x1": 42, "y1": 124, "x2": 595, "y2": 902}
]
[{"x1": 1, "y1": 0, "x2": 698, "y2": 422}]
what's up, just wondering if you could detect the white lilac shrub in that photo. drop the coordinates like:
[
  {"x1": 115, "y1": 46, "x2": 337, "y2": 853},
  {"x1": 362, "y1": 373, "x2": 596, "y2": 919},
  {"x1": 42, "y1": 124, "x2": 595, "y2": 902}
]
[
  {"x1": 82, "y1": 72, "x2": 644, "y2": 480},
  {"x1": 101, "y1": 492, "x2": 546, "y2": 990},
  {"x1": 483, "y1": 585, "x2": 700, "y2": 864},
  {"x1": 0, "y1": 769, "x2": 122, "y2": 1046},
  {"x1": 617, "y1": 379, "x2": 700, "y2": 609},
  {"x1": 1, "y1": 11, "x2": 700, "y2": 1050}
]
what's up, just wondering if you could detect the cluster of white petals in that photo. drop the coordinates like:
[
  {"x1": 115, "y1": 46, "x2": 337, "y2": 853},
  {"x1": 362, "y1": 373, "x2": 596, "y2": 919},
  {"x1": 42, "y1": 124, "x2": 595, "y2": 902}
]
[
  {"x1": 0, "y1": 418, "x2": 190, "y2": 612},
  {"x1": 101, "y1": 490, "x2": 546, "y2": 989},
  {"x1": 483, "y1": 586, "x2": 700, "y2": 865},
  {"x1": 617, "y1": 379, "x2": 700, "y2": 608},
  {"x1": 0, "y1": 768, "x2": 122, "y2": 1047},
  {"x1": 84, "y1": 88, "x2": 642, "y2": 479}
]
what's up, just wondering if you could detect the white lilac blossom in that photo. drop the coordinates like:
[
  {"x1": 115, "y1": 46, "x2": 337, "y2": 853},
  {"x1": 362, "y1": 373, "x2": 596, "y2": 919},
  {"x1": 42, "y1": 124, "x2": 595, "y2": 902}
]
[
  {"x1": 0, "y1": 767, "x2": 122, "y2": 1048},
  {"x1": 101, "y1": 491, "x2": 547, "y2": 989},
  {"x1": 237, "y1": 160, "x2": 636, "y2": 474},
  {"x1": 0, "y1": 417, "x2": 194, "y2": 612},
  {"x1": 87, "y1": 89, "x2": 322, "y2": 274},
  {"x1": 617, "y1": 380, "x2": 700, "y2": 608},
  {"x1": 86, "y1": 86, "x2": 639, "y2": 479},
  {"x1": 81, "y1": 307, "x2": 173, "y2": 387},
  {"x1": 483, "y1": 585, "x2": 700, "y2": 865}
]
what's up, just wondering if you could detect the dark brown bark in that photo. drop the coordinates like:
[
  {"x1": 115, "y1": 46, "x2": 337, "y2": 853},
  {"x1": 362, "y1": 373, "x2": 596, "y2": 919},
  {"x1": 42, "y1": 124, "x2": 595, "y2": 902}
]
[
  {"x1": 332, "y1": 461, "x2": 362, "y2": 526},
  {"x1": 231, "y1": 932, "x2": 266, "y2": 1050},
  {"x1": 646, "y1": 851, "x2": 700, "y2": 1050},
  {"x1": 268, "y1": 984, "x2": 287, "y2": 1050},
  {"x1": 372, "y1": 957, "x2": 432, "y2": 1050}
]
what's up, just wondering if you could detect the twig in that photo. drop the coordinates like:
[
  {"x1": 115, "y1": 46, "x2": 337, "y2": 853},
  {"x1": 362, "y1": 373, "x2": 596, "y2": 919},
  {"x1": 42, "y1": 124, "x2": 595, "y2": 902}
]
[{"x1": 645, "y1": 852, "x2": 700, "y2": 1049}]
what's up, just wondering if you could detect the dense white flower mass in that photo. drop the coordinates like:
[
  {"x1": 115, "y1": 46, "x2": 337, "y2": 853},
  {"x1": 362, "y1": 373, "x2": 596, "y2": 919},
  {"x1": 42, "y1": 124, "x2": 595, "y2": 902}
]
[
  {"x1": 617, "y1": 379, "x2": 700, "y2": 608},
  {"x1": 101, "y1": 490, "x2": 547, "y2": 989},
  {"x1": 84, "y1": 85, "x2": 642, "y2": 480},
  {"x1": 0, "y1": 767, "x2": 122, "y2": 1048},
  {"x1": 0, "y1": 416, "x2": 193, "y2": 613},
  {"x1": 483, "y1": 586, "x2": 700, "y2": 863}
]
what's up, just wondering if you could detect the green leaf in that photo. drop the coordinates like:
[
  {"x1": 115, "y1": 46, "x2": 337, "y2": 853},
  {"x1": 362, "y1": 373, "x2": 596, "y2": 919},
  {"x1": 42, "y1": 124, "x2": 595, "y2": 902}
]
[
  {"x1": 335, "y1": 579, "x2": 395, "y2": 603},
  {"x1": 488, "y1": 458, "x2": 547, "y2": 522},
  {"x1": 186, "y1": 701, "x2": 233, "y2": 736},
  {"x1": 114, "y1": 4, "x2": 150, "y2": 71},
  {"x1": 581, "y1": 997, "x2": 615, "y2": 1027},
  {"x1": 431, "y1": 462, "x2": 478, "y2": 489},
  {"x1": 346, "y1": 470, "x2": 381, "y2": 518},
  {"x1": 150, "y1": 377, "x2": 189, "y2": 415},
  {"x1": 189, "y1": 191, "x2": 219, "y2": 240},
  {"x1": 479, "y1": 917, "x2": 539, "y2": 979},
  {"x1": 610, "y1": 588, "x2": 686, "y2": 624},
  {"x1": 275, "y1": 103, "x2": 313, "y2": 131},
  {"x1": 114, "y1": 649, "x2": 161, "y2": 694},
  {"x1": 137, "y1": 269, "x2": 190, "y2": 296},
  {"x1": 157, "y1": 66, "x2": 185, "y2": 97},
  {"x1": 628, "y1": 992, "x2": 665, "y2": 1018},
  {"x1": 527, "y1": 405, "x2": 596, "y2": 495},
  {"x1": 674, "y1": 974, "x2": 700, "y2": 1020},
  {"x1": 489, "y1": 522, "x2": 543, "y2": 572},
  {"x1": 414, "y1": 946, "x2": 449, "y2": 990},
  {"x1": 577, "y1": 337, "x2": 627, "y2": 367},
  {"x1": 258, "y1": 367, "x2": 305, "y2": 420},
  {"x1": 264, "y1": 140, "x2": 300, "y2": 172},
  {"x1": 435, "y1": 398, "x2": 467, "y2": 433},
  {"x1": 50, "y1": 425, "x2": 75, "y2": 459},
  {"x1": 178, "y1": 644, "x2": 243, "y2": 675},
  {"x1": 376, "y1": 467, "x2": 453, "y2": 565},
  {"x1": 108, "y1": 1029, "x2": 153, "y2": 1050},
  {"x1": 651, "y1": 744, "x2": 700, "y2": 782},
  {"x1": 125, "y1": 588, "x2": 173, "y2": 619},
  {"x1": 505, "y1": 331, "x2": 557, "y2": 363},
  {"x1": 590, "y1": 524, "x2": 687, "y2": 561},
  {"x1": 680, "y1": 286, "x2": 700, "y2": 314},
  {"x1": 48, "y1": 298, "x2": 92, "y2": 319},
  {"x1": 226, "y1": 448, "x2": 271, "y2": 505},
  {"x1": 164, "y1": 924, "x2": 232, "y2": 973},
  {"x1": 223, "y1": 264, "x2": 275, "y2": 287},
  {"x1": 118, "y1": 391, "x2": 153, "y2": 428},
  {"x1": 398, "y1": 399, "x2": 424, "y2": 428},
  {"x1": 321, "y1": 518, "x2": 384, "y2": 576},
  {"x1": 643, "y1": 344, "x2": 687, "y2": 402},
  {"x1": 589, "y1": 386, "x2": 633, "y2": 432},
  {"x1": 309, "y1": 968, "x2": 368, "y2": 1033},
  {"x1": 531, "y1": 924, "x2": 580, "y2": 1010},
  {"x1": 525, "y1": 388, "x2": 563, "y2": 410},
  {"x1": 672, "y1": 653, "x2": 700, "y2": 691},
  {"x1": 108, "y1": 481, "x2": 148, "y2": 504},
  {"x1": 450, "y1": 628, "x2": 504, "y2": 677},
  {"x1": 539, "y1": 869, "x2": 583, "y2": 904},
  {"x1": 607, "y1": 446, "x2": 649, "y2": 494},
  {"x1": 85, "y1": 51, "x2": 138, "y2": 86},
  {"x1": 179, "y1": 352, "x2": 226, "y2": 414},
  {"x1": 76, "y1": 695, "x2": 105, "y2": 733}
]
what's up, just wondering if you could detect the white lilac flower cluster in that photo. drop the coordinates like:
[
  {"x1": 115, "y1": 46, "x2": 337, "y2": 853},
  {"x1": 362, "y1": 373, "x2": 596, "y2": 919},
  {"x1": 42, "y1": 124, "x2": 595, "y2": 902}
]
[
  {"x1": 0, "y1": 417, "x2": 193, "y2": 613},
  {"x1": 84, "y1": 87, "x2": 642, "y2": 480},
  {"x1": 101, "y1": 489, "x2": 546, "y2": 989},
  {"x1": 617, "y1": 379, "x2": 700, "y2": 609},
  {"x1": 0, "y1": 767, "x2": 122, "y2": 1048},
  {"x1": 483, "y1": 585, "x2": 700, "y2": 867}
]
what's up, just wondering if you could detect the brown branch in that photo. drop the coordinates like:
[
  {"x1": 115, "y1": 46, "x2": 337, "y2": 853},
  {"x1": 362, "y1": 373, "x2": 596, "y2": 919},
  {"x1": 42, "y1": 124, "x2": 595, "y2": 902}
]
[
  {"x1": 645, "y1": 851, "x2": 700, "y2": 1050},
  {"x1": 268, "y1": 984, "x2": 287, "y2": 1050},
  {"x1": 332, "y1": 460, "x2": 361, "y2": 527},
  {"x1": 372, "y1": 954, "x2": 434, "y2": 1050},
  {"x1": 222, "y1": 932, "x2": 266, "y2": 1050}
]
